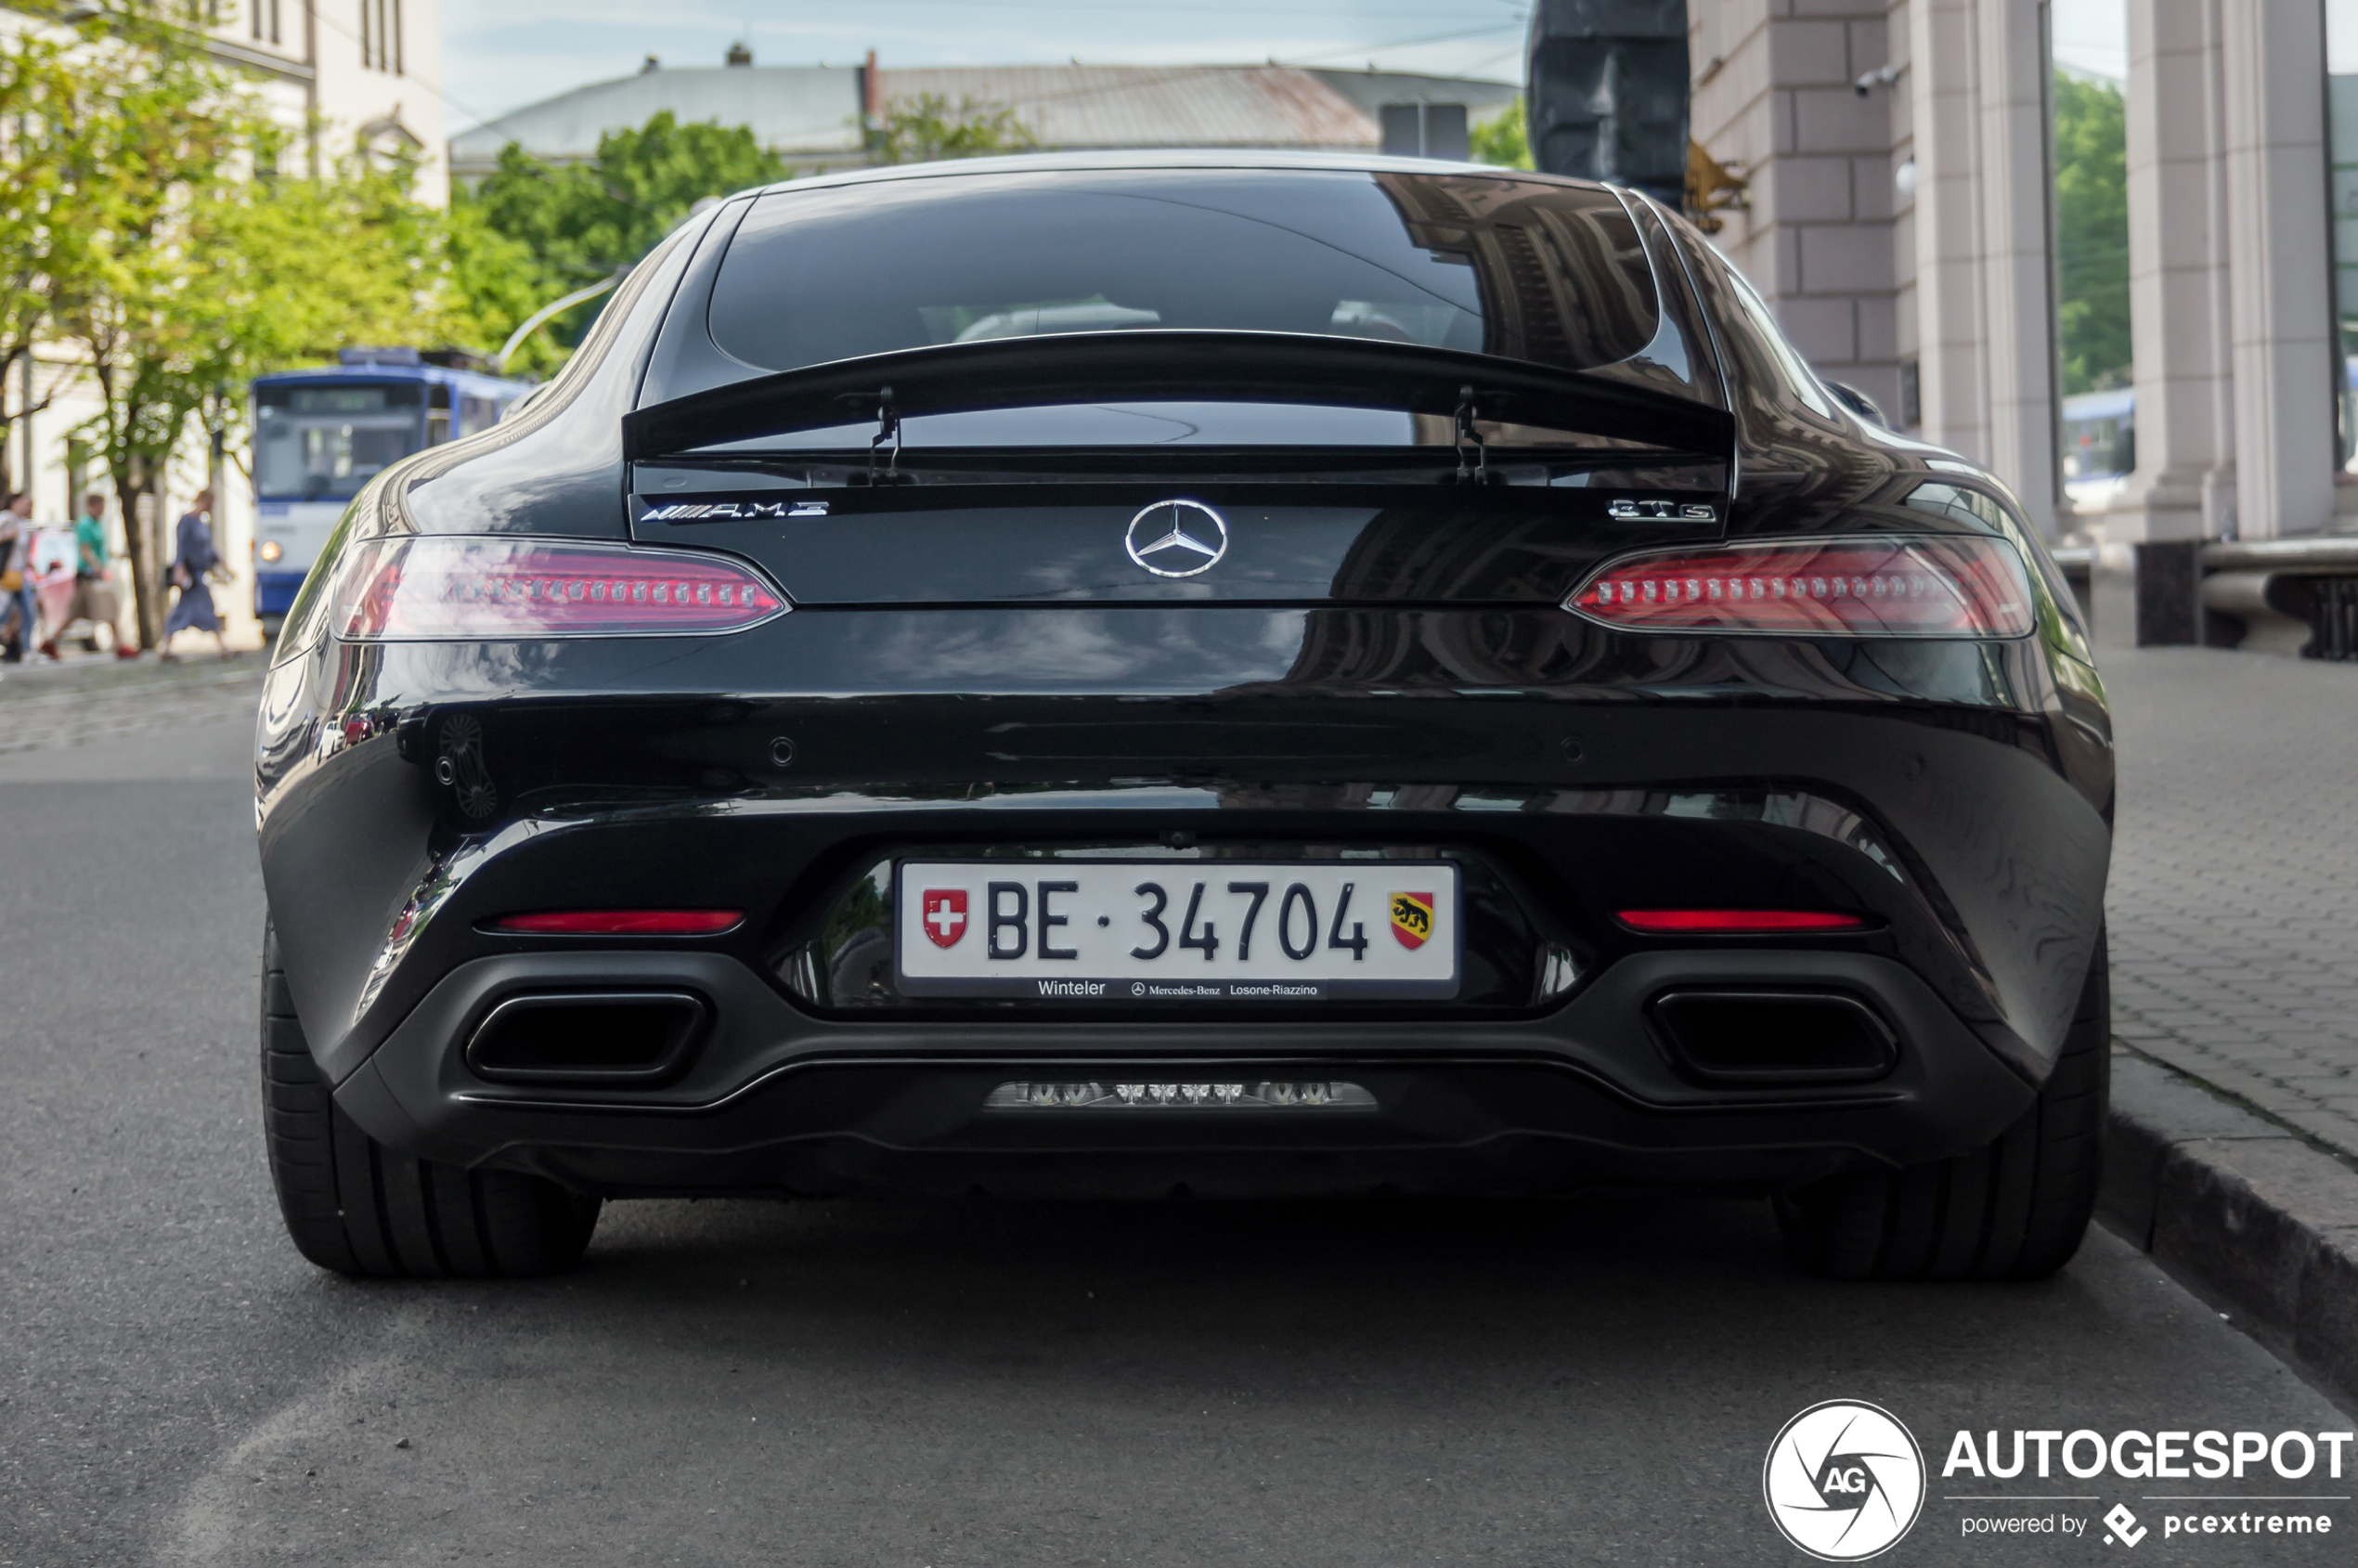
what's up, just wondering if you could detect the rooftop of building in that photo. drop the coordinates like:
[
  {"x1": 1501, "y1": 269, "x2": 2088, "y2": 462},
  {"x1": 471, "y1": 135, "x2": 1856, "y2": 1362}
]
[{"x1": 447, "y1": 52, "x2": 1519, "y2": 176}]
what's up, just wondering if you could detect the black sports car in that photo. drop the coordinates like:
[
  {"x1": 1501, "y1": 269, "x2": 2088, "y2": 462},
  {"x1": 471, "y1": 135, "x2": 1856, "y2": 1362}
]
[{"x1": 255, "y1": 153, "x2": 2112, "y2": 1284}]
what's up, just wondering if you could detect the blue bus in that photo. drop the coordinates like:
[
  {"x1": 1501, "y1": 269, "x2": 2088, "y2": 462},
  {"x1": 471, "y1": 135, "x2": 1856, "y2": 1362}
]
[
  {"x1": 2059, "y1": 385, "x2": 2134, "y2": 512},
  {"x1": 2060, "y1": 359, "x2": 2358, "y2": 514},
  {"x1": 251, "y1": 350, "x2": 534, "y2": 631}
]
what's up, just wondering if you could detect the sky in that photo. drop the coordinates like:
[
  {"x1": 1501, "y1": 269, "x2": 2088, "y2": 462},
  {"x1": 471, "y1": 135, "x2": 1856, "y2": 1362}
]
[
  {"x1": 2050, "y1": 0, "x2": 2125, "y2": 82},
  {"x1": 440, "y1": 0, "x2": 1539, "y2": 132}
]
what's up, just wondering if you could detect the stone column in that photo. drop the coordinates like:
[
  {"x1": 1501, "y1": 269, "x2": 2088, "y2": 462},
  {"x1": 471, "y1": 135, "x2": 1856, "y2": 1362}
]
[
  {"x1": 1974, "y1": 0, "x2": 2060, "y2": 538},
  {"x1": 2108, "y1": 0, "x2": 2235, "y2": 551},
  {"x1": 1905, "y1": 0, "x2": 1989, "y2": 466},
  {"x1": 2220, "y1": 0, "x2": 2336, "y2": 539},
  {"x1": 1904, "y1": 0, "x2": 2062, "y2": 538}
]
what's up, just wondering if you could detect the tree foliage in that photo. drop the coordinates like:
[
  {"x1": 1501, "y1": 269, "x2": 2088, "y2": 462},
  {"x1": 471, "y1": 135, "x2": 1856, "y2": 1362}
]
[
  {"x1": 0, "y1": 23, "x2": 82, "y2": 493},
  {"x1": 24, "y1": 7, "x2": 254, "y2": 643},
  {"x1": 864, "y1": 93, "x2": 1036, "y2": 166},
  {"x1": 1470, "y1": 98, "x2": 1534, "y2": 171},
  {"x1": 2054, "y1": 71, "x2": 2131, "y2": 396},
  {"x1": 458, "y1": 113, "x2": 784, "y2": 369},
  {"x1": 2, "y1": 5, "x2": 457, "y2": 643}
]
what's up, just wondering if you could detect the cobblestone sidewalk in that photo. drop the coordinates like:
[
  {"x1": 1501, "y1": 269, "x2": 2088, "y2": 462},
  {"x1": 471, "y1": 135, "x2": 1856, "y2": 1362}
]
[
  {"x1": 0, "y1": 654, "x2": 266, "y2": 756},
  {"x1": 2103, "y1": 647, "x2": 2358, "y2": 1160}
]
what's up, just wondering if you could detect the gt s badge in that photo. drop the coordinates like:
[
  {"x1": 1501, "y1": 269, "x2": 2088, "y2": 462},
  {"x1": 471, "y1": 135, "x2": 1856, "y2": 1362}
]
[
  {"x1": 921, "y1": 889, "x2": 969, "y2": 949},
  {"x1": 1390, "y1": 892, "x2": 1434, "y2": 950},
  {"x1": 1606, "y1": 499, "x2": 1717, "y2": 523}
]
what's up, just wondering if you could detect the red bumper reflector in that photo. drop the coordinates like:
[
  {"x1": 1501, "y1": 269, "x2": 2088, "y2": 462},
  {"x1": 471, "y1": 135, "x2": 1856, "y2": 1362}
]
[
  {"x1": 493, "y1": 910, "x2": 744, "y2": 936},
  {"x1": 330, "y1": 537, "x2": 786, "y2": 641},
  {"x1": 1616, "y1": 909, "x2": 1866, "y2": 934},
  {"x1": 1567, "y1": 535, "x2": 2035, "y2": 638}
]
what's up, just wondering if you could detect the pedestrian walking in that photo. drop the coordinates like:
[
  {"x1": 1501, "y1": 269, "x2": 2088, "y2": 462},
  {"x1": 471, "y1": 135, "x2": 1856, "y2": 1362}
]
[
  {"x1": 0, "y1": 491, "x2": 38, "y2": 663},
  {"x1": 45, "y1": 492, "x2": 134, "y2": 659},
  {"x1": 159, "y1": 489, "x2": 236, "y2": 662},
  {"x1": 26, "y1": 524, "x2": 74, "y2": 657}
]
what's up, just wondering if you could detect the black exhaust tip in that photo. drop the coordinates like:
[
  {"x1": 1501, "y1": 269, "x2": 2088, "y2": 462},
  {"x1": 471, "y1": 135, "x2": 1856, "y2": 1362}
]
[
  {"x1": 465, "y1": 991, "x2": 709, "y2": 1085},
  {"x1": 1646, "y1": 989, "x2": 1898, "y2": 1086}
]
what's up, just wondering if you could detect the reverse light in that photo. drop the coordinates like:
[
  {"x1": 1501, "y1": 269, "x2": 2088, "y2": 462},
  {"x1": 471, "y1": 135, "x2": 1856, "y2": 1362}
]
[
  {"x1": 1568, "y1": 536, "x2": 2034, "y2": 638},
  {"x1": 491, "y1": 910, "x2": 745, "y2": 936},
  {"x1": 1618, "y1": 910, "x2": 1867, "y2": 934},
  {"x1": 330, "y1": 536, "x2": 786, "y2": 641}
]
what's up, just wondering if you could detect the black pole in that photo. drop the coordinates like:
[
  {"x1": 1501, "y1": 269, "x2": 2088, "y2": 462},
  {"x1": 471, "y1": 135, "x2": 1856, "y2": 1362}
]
[{"x1": 1525, "y1": 0, "x2": 1690, "y2": 209}]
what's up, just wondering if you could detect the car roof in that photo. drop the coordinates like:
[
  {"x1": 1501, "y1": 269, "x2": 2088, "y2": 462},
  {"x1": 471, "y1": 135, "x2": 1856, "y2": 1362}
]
[{"x1": 736, "y1": 149, "x2": 1620, "y2": 202}]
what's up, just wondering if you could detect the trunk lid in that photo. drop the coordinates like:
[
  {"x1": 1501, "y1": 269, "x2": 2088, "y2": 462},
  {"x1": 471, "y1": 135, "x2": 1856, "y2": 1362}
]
[{"x1": 628, "y1": 474, "x2": 1728, "y2": 607}]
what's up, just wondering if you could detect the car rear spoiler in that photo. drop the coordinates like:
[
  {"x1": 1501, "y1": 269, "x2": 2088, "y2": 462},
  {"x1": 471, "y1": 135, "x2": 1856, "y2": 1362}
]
[{"x1": 621, "y1": 330, "x2": 1736, "y2": 470}]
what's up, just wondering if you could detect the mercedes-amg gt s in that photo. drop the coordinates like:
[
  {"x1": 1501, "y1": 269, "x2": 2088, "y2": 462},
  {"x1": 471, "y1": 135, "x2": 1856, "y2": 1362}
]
[{"x1": 254, "y1": 153, "x2": 2112, "y2": 1282}]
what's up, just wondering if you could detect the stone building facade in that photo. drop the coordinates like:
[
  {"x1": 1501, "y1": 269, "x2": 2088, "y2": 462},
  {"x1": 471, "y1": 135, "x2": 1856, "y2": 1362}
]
[{"x1": 1691, "y1": 1, "x2": 2342, "y2": 564}]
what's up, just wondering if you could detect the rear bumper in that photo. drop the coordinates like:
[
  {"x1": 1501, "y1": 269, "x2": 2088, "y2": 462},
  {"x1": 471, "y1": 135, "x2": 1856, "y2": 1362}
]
[
  {"x1": 331, "y1": 945, "x2": 2036, "y2": 1198},
  {"x1": 258, "y1": 603, "x2": 2113, "y2": 1202}
]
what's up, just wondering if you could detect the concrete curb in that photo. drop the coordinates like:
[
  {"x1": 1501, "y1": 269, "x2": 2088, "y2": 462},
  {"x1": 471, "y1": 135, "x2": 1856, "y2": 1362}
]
[{"x1": 2100, "y1": 1050, "x2": 2358, "y2": 1408}]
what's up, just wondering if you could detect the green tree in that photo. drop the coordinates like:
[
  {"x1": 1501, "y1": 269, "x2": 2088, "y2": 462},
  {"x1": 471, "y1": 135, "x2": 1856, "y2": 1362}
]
[
  {"x1": 458, "y1": 112, "x2": 785, "y2": 367},
  {"x1": 864, "y1": 93, "x2": 1036, "y2": 165},
  {"x1": 35, "y1": 8, "x2": 255, "y2": 645},
  {"x1": 441, "y1": 198, "x2": 550, "y2": 372},
  {"x1": 192, "y1": 140, "x2": 466, "y2": 475},
  {"x1": 2054, "y1": 71, "x2": 2131, "y2": 396},
  {"x1": 7, "y1": 6, "x2": 450, "y2": 644},
  {"x1": 0, "y1": 25, "x2": 82, "y2": 496},
  {"x1": 1470, "y1": 98, "x2": 1534, "y2": 171}
]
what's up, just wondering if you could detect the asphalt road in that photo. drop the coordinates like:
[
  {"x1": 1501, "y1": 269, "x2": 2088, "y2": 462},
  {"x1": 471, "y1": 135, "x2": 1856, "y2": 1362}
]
[{"x1": 4, "y1": 717, "x2": 2354, "y2": 1567}]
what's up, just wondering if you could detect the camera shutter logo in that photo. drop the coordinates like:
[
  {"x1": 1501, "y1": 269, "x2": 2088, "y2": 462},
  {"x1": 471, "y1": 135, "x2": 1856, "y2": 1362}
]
[{"x1": 1762, "y1": 1400, "x2": 1925, "y2": 1561}]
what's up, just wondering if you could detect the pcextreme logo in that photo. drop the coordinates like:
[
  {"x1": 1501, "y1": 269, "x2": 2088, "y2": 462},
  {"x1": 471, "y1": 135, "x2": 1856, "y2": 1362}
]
[{"x1": 1764, "y1": 1400, "x2": 1928, "y2": 1561}]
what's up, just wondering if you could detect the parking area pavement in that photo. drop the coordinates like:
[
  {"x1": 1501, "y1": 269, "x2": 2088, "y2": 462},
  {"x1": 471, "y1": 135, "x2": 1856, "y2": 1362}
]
[
  {"x1": 2101, "y1": 647, "x2": 2358, "y2": 1160},
  {"x1": 0, "y1": 653, "x2": 267, "y2": 758}
]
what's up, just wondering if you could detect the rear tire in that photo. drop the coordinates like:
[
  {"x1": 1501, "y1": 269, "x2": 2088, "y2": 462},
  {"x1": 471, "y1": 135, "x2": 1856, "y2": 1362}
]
[
  {"x1": 1775, "y1": 930, "x2": 2108, "y2": 1281},
  {"x1": 260, "y1": 921, "x2": 600, "y2": 1277}
]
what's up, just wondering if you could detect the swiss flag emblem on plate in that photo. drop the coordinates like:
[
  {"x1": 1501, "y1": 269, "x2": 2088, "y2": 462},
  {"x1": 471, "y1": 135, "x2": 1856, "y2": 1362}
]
[{"x1": 920, "y1": 889, "x2": 969, "y2": 949}]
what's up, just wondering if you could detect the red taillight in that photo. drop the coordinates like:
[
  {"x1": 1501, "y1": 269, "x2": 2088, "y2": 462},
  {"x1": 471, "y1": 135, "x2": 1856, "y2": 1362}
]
[
  {"x1": 492, "y1": 910, "x2": 745, "y2": 936},
  {"x1": 1617, "y1": 909, "x2": 1867, "y2": 934},
  {"x1": 1568, "y1": 536, "x2": 2034, "y2": 638},
  {"x1": 330, "y1": 537, "x2": 786, "y2": 641}
]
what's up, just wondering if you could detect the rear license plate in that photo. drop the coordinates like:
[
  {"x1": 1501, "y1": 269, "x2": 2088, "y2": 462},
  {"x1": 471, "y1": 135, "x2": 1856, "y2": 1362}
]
[{"x1": 894, "y1": 861, "x2": 1460, "y2": 1002}]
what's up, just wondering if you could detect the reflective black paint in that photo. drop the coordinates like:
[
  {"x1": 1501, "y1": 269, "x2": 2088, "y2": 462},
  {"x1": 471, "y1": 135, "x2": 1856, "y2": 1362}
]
[{"x1": 256, "y1": 156, "x2": 2111, "y2": 1199}]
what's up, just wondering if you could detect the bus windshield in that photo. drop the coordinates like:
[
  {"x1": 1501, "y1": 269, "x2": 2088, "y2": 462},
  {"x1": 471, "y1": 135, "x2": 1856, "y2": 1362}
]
[{"x1": 255, "y1": 383, "x2": 423, "y2": 500}]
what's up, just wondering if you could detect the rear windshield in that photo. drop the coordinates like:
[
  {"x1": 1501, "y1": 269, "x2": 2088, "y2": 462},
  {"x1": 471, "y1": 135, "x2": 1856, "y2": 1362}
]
[{"x1": 706, "y1": 168, "x2": 1661, "y2": 376}]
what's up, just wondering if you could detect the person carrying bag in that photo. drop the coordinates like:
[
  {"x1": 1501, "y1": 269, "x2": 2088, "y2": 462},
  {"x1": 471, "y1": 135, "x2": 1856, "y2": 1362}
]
[
  {"x1": 44, "y1": 491, "x2": 132, "y2": 659},
  {"x1": 158, "y1": 488, "x2": 236, "y2": 662}
]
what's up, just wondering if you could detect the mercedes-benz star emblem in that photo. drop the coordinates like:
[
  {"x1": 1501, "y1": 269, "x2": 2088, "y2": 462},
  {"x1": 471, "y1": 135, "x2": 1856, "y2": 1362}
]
[{"x1": 1124, "y1": 499, "x2": 1229, "y2": 577}]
